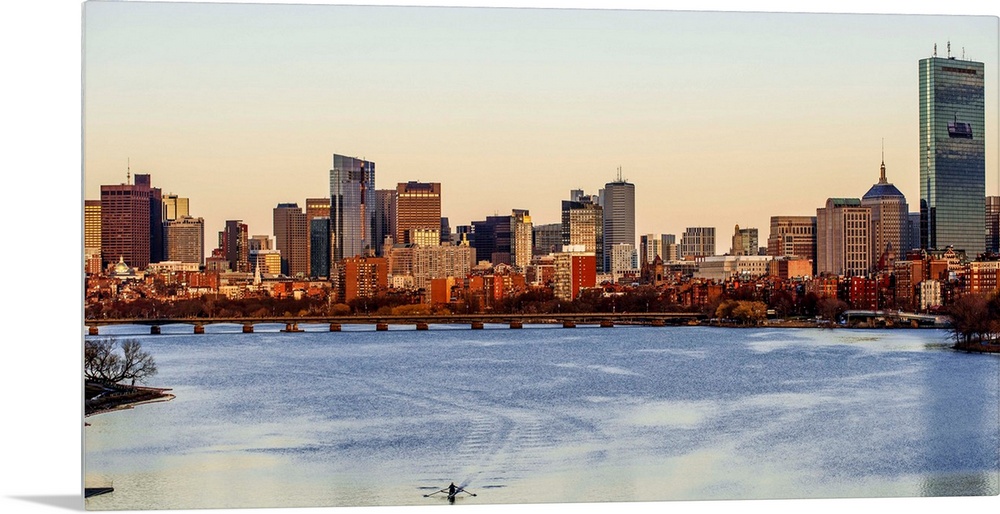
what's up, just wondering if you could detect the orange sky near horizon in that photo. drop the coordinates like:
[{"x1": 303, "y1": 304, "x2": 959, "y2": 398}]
[{"x1": 82, "y1": 0, "x2": 999, "y2": 253}]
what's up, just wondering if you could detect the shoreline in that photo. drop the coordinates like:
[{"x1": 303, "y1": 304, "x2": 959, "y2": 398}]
[{"x1": 85, "y1": 382, "x2": 174, "y2": 417}]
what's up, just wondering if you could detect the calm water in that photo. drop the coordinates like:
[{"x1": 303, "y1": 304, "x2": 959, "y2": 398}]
[{"x1": 83, "y1": 324, "x2": 1000, "y2": 510}]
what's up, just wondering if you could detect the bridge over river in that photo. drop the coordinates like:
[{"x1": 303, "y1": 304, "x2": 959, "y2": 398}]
[{"x1": 86, "y1": 312, "x2": 706, "y2": 335}]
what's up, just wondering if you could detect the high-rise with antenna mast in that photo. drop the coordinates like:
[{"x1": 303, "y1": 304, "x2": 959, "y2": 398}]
[
  {"x1": 602, "y1": 168, "x2": 635, "y2": 274},
  {"x1": 918, "y1": 45, "x2": 985, "y2": 255},
  {"x1": 100, "y1": 170, "x2": 162, "y2": 269}
]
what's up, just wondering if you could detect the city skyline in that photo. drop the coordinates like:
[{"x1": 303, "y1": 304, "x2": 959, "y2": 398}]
[
  {"x1": 83, "y1": 1, "x2": 999, "y2": 252},
  {"x1": 9, "y1": 3, "x2": 1000, "y2": 514}
]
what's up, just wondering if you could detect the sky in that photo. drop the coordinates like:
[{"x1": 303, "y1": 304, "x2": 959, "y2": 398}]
[
  {"x1": 81, "y1": 0, "x2": 999, "y2": 254},
  {"x1": 2, "y1": 2, "x2": 1000, "y2": 514}
]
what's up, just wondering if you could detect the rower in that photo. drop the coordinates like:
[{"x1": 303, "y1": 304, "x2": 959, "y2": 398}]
[{"x1": 448, "y1": 482, "x2": 457, "y2": 501}]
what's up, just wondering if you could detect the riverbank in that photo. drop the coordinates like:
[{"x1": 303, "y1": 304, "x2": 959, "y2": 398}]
[
  {"x1": 953, "y1": 341, "x2": 1000, "y2": 354},
  {"x1": 85, "y1": 381, "x2": 174, "y2": 417}
]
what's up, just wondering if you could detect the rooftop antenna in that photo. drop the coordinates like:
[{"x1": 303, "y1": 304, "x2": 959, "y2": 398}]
[
  {"x1": 127, "y1": 158, "x2": 131, "y2": 185},
  {"x1": 947, "y1": 41, "x2": 951, "y2": 58},
  {"x1": 617, "y1": 166, "x2": 623, "y2": 182},
  {"x1": 933, "y1": 43, "x2": 937, "y2": 57},
  {"x1": 962, "y1": 47, "x2": 965, "y2": 60},
  {"x1": 879, "y1": 139, "x2": 887, "y2": 184}
]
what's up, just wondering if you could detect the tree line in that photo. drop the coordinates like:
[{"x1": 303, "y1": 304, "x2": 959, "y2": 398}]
[{"x1": 947, "y1": 293, "x2": 1000, "y2": 346}]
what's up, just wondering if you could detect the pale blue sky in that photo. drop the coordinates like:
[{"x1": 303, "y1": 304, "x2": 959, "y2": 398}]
[{"x1": 82, "y1": 1, "x2": 998, "y2": 249}]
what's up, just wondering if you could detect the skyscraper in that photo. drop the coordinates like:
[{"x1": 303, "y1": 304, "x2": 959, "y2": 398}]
[
  {"x1": 310, "y1": 216, "x2": 332, "y2": 278},
  {"x1": 395, "y1": 181, "x2": 441, "y2": 245},
  {"x1": 273, "y1": 203, "x2": 308, "y2": 277},
  {"x1": 162, "y1": 194, "x2": 190, "y2": 221},
  {"x1": 136, "y1": 174, "x2": 164, "y2": 264},
  {"x1": 729, "y1": 225, "x2": 759, "y2": 256},
  {"x1": 987, "y1": 196, "x2": 1000, "y2": 254},
  {"x1": 221, "y1": 220, "x2": 249, "y2": 272},
  {"x1": 471, "y1": 215, "x2": 512, "y2": 266},
  {"x1": 373, "y1": 189, "x2": 397, "y2": 254},
  {"x1": 330, "y1": 154, "x2": 376, "y2": 261},
  {"x1": 100, "y1": 173, "x2": 159, "y2": 269},
  {"x1": 561, "y1": 191, "x2": 603, "y2": 271},
  {"x1": 862, "y1": 155, "x2": 908, "y2": 267},
  {"x1": 602, "y1": 176, "x2": 635, "y2": 272},
  {"x1": 164, "y1": 216, "x2": 205, "y2": 266},
  {"x1": 640, "y1": 234, "x2": 663, "y2": 265},
  {"x1": 919, "y1": 48, "x2": 985, "y2": 254},
  {"x1": 510, "y1": 209, "x2": 533, "y2": 271},
  {"x1": 680, "y1": 227, "x2": 715, "y2": 259},
  {"x1": 767, "y1": 216, "x2": 817, "y2": 262},
  {"x1": 532, "y1": 223, "x2": 562, "y2": 256},
  {"x1": 84, "y1": 200, "x2": 102, "y2": 273},
  {"x1": 305, "y1": 197, "x2": 331, "y2": 275},
  {"x1": 816, "y1": 198, "x2": 871, "y2": 277}
]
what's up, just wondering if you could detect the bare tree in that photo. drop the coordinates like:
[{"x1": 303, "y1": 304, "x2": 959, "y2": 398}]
[
  {"x1": 817, "y1": 297, "x2": 848, "y2": 323},
  {"x1": 85, "y1": 337, "x2": 158, "y2": 385},
  {"x1": 947, "y1": 294, "x2": 993, "y2": 345}
]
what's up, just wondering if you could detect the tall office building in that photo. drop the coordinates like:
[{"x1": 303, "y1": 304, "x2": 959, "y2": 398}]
[
  {"x1": 310, "y1": 216, "x2": 332, "y2": 278},
  {"x1": 510, "y1": 209, "x2": 533, "y2": 271},
  {"x1": 561, "y1": 191, "x2": 604, "y2": 271},
  {"x1": 100, "y1": 173, "x2": 160, "y2": 269},
  {"x1": 609, "y1": 243, "x2": 638, "y2": 281},
  {"x1": 221, "y1": 220, "x2": 249, "y2": 272},
  {"x1": 661, "y1": 234, "x2": 679, "y2": 261},
  {"x1": 440, "y1": 217, "x2": 452, "y2": 245},
  {"x1": 373, "y1": 189, "x2": 397, "y2": 254},
  {"x1": 816, "y1": 198, "x2": 871, "y2": 277},
  {"x1": 987, "y1": 196, "x2": 1000, "y2": 254},
  {"x1": 602, "y1": 176, "x2": 636, "y2": 272},
  {"x1": 164, "y1": 216, "x2": 205, "y2": 266},
  {"x1": 640, "y1": 234, "x2": 664, "y2": 265},
  {"x1": 533, "y1": 223, "x2": 562, "y2": 256},
  {"x1": 680, "y1": 227, "x2": 715, "y2": 259},
  {"x1": 330, "y1": 154, "x2": 376, "y2": 261},
  {"x1": 471, "y1": 215, "x2": 512, "y2": 266},
  {"x1": 305, "y1": 197, "x2": 331, "y2": 221},
  {"x1": 862, "y1": 156, "x2": 909, "y2": 266},
  {"x1": 249, "y1": 235, "x2": 273, "y2": 251},
  {"x1": 553, "y1": 247, "x2": 597, "y2": 301},
  {"x1": 906, "y1": 213, "x2": 921, "y2": 254},
  {"x1": 84, "y1": 200, "x2": 102, "y2": 274},
  {"x1": 136, "y1": 174, "x2": 164, "y2": 264},
  {"x1": 273, "y1": 203, "x2": 308, "y2": 277},
  {"x1": 305, "y1": 197, "x2": 331, "y2": 275},
  {"x1": 729, "y1": 225, "x2": 759, "y2": 256},
  {"x1": 396, "y1": 181, "x2": 441, "y2": 245},
  {"x1": 766, "y1": 216, "x2": 817, "y2": 262},
  {"x1": 162, "y1": 194, "x2": 190, "y2": 222},
  {"x1": 919, "y1": 48, "x2": 985, "y2": 254}
]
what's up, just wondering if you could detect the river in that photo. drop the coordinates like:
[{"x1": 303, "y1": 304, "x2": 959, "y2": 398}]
[{"x1": 83, "y1": 324, "x2": 999, "y2": 510}]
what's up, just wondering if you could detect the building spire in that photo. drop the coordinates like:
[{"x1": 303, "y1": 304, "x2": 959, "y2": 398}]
[{"x1": 879, "y1": 139, "x2": 887, "y2": 184}]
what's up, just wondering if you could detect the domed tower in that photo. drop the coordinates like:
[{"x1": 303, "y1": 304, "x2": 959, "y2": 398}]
[{"x1": 861, "y1": 150, "x2": 909, "y2": 270}]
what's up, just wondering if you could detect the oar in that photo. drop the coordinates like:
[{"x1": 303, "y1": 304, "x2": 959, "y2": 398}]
[
  {"x1": 423, "y1": 488, "x2": 447, "y2": 497},
  {"x1": 456, "y1": 487, "x2": 477, "y2": 497}
]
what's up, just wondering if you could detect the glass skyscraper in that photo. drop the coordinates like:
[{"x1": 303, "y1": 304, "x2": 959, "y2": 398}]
[
  {"x1": 919, "y1": 51, "x2": 985, "y2": 255},
  {"x1": 330, "y1": 154, "x2": 376, "y2": 262},
  {"x1": 310, "y1": 216, "x2": 332, "y2": 278}
]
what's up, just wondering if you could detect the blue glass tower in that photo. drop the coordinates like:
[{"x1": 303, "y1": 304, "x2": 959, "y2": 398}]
[
  {"x1": 919, "y1": 48, "x2": 985, "y2": 255},
  {"x1": 329, "y1": 154, "x2": 376, "y2": 262}
]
